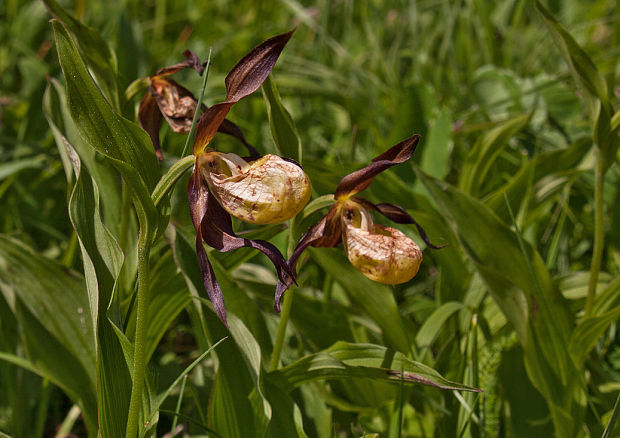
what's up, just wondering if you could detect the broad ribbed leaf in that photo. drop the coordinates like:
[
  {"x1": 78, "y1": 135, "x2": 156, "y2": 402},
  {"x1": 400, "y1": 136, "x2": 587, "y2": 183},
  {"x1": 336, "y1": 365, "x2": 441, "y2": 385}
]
[
  {"x1": 458, "y1": 113, "x2": 530, "y2": 196},
  {"x1": 534, "y1": 0, "x2": 608, "y2": 106},
  {"x1": 228, "y1": 315, "x2": 272, "y2": 436},
  {"x1": 484, "y1": 138, "x2": 589, "y2": 222},
  {"x1": 270, "y1": 342, "x2": 479, "y2": 393},
  {"x1": 43, "y1": 78, "x2": 122, "y2": 232},
  {"x1": 262, "y1": 75, "x2": 302, "y2": 162},
  {"x1": 535, "y1": 0, "x2": 618, "y2": 170},
  {"x1": 570, "y1": 306, "x2": 620, "y2": 368},
  {"x1": 53, "y1": 20, "x2": 159, "y2": 233},
  {"x1": 417, "y1": 168, "x2": 584, "y2": 436},
  {"x1": 415, "y1": 302, "x2": 463, "y2": 347},
  {"x1": 309, "y1": 248, "x2": 410, "y2": 353},
  {"x1": 171, "y1": 228, "x2": 277, "y2": 437},
  {"x1": 43, "y1": 0, "x2": 120, "y2": 107},
  {"x1": 0, "y1": 236, "x2": 97, "y2": 434},
  {"x1": 65, "y1": 142, "x2": 132, "y2": 437}
]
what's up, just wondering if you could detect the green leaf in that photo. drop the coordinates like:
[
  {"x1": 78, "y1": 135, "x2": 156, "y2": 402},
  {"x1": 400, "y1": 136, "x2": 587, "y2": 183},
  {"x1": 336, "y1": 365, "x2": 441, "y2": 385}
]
[
  {"x1": 270, "y1": 342, "x2": 480, "y2": 393},
  {"x1": 0, "y1": 156, "x2": 46, "y2": 181},
  {"x1": 228, "y1": 315, "x2": 272, "y2": 436},
  {"x1": 171, "y1": 228, "x2": 275, "y2": 437},
  {"x1": 418, "y1": 109, "x2": 452, "y2": 180},
  {"x1": 65, "y1": 140, "x2": 133, "y2": 437},
  {"x1": 593, "y1": 275, "x2": 620, "y2": 316},
  {"x1": 569, "y1": 306, "x2": 620, "y2": 368},
  {"x1": 0, "y1": 236, "x2": 97, "y2": 434},
  {"x1": 140, "y1": 337, "x2": 228, "y2": 438},
  {"x1": 43, "y1": 78, "x2": 123, "y2": 232},
  {"x1": 416, "y1": 168, "x2": 583, "y2": 435},
  {"x1": 308, "y1": 248, "x2": 411, "y2": 354},
  {"x1": 534, "y1": 0, "x2": 617, "y2": 170},
  {"x1": 534, "y1": 0, "x2": 608, "y2": 107},
  {"x1": 151, "y1": 155, "x2": 195, "y2": 208},
  {"x1": 458, "y1": 113, "x2": 530, "y2": 196},
  {"x1": 602, "y1": 393, "x2": 620, "y2": 438},
  {"x1": 53, "y1": 20, "x2": 159, "y2": 237},
  {"x1": 415, "y1": 302, "x2": 463, "y2": 348},
  {"x1": 484, "y1": 137, "x2": 589, "y2": 222},
  {"x1": 262, "y1": 75, "x2": 302, "y2": 163},
  {"x1": 43, "y1": 0, "x2": 121, "y2": 108}
]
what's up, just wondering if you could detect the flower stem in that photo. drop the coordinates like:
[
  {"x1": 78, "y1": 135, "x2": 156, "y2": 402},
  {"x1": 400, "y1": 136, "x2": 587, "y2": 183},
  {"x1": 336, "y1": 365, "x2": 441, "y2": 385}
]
[
  {"x1": 584, "y1": 149, "x2": 605, "y2": 318},
  {"x1": 181, "y1": 48, "x2": 212, "y2": 158},
  {"x1": 125, "y1": 236, "x2": 152, "y2": 438},
  {"x1": 269, "y1": 286, "x2": 295, "y2": 372}
]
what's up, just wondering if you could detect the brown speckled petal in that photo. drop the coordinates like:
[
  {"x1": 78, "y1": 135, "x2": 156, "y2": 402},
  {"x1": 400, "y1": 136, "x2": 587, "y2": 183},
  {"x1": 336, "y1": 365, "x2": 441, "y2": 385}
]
[
  {"x1": 343, "y1": 222, "x2": 423, "y2": 284},
  {"x1": 197, "y1": 184, "x2": 297, "y2": 285},
  {"x1": 200, "y1": 153, "x2": 312, "y2": 225}
]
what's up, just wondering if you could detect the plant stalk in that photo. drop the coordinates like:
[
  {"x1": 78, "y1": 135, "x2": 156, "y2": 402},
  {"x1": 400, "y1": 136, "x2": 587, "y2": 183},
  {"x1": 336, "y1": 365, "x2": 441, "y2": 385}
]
[
  {"x1": 181, "y1": 48, "x2": 212, "y2": 158},
  {"x1": 269, "y1": 286, "x2": 295, "y2": 371},
  {"x1": 125, "y1": 236, "x2": 152, "y2": 438},
  {"x1": 585, "y1": 150, "x2": 605, "y2": 318}
]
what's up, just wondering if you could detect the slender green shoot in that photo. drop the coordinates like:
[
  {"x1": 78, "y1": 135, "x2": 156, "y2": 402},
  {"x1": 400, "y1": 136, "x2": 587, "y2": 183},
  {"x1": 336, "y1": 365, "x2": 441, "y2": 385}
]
[
  {"x1": 270, "y1": 286, "x2": 295, "y2": 371},
  {"x1": 602, "y1": 392, "x2": 620, "y2": 438},
  {"x1": 54, "y1": 405, "x2": 81, "y2": 438},
  {"x1": 585, "y1": 151, "x2": 605, "y2": 318},
  {"x1": 181, "y1": 48, "x2": 212, "y2": 158},
  {"x1": 125, "y1": 237, "x2": 152, "y2": 438},
  {"x1": 169, "y1": 374, "x2": 188, "y2": 437}
]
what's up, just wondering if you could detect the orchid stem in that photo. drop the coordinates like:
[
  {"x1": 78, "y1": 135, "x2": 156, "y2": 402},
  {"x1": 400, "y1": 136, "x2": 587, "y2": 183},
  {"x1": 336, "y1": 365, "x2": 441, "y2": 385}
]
[
  {"x1": 125, "y1": 235, "x2": 152, "y2": 438},
  {"x1": 181, "y1": 47, "x2": 212, "y2": 158},
  {"x1": 585, "y1": 149, "x2": 605, "y2": 318},
  {"x1": 269, "y1": 286, "x2": 295, "y2": 371}
]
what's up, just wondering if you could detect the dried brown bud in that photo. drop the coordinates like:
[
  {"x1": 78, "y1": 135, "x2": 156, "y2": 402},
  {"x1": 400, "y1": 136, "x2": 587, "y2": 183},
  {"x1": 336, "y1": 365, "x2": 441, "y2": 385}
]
[
  {"x1": 198, "y1": 152, "x2": 311, "y2": 224},
  {"x1": 341, "y1": 203, "x2": 422, "y2": 284}
]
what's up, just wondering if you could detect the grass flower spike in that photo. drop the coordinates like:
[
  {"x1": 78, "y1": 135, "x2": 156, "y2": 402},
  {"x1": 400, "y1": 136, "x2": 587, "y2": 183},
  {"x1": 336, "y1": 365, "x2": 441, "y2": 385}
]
[
  {"x1": 275, "y1": 135, "x2": 445, "y2": 310},
  {"x1": 186, "y1": 29, "x2": 311, "y2": 326}
]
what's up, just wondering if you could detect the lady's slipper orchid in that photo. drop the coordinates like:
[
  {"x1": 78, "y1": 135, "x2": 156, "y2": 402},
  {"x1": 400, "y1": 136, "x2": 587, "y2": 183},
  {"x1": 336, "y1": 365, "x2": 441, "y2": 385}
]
[
  {"x1": 275, "y1": 135, "x2": 445, "y2": 311},
  {"x1": 138, "y1": 50, "x2": 257, "y2": 161},
  {"x1": 182, "y1": 29, "x2": 311, "y2": 326}
]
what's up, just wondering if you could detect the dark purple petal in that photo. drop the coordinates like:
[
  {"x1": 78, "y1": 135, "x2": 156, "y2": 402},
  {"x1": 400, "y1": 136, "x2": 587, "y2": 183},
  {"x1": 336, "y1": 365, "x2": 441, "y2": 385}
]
[
  {"x1": 138, "y1": 92, "x2": 163, "y2": 161},
  {"x1": 219, "y1": 119, "x2": 260, "y2": 158},
  {"x1": 275, "y1": 206, "x2": 342, "y2": 312},
  {"x1": 224, "y1": 29, "x2": 295, "y2": 101},
  {"x1": 334, "y1": 135, "x2": 420, "y2": 199},
  {"x1": 188, "y1": 167, "x2": 228, "y2": 326},
  {"x1": 199, "y1": 191, "x2": 297, "y2": 284},
  {"x1": 195, "y1": 230, "x2": 228, "y2": 326},
  {"x1": 154, "y1": 50, "x2": 204, "y2": 77},
  {"x1": 357, "y1": 199, "x2": 447, "y2": 249},
  {"x1": 193, "y1": 30, "x2": 294, "y2": 154},
  {"x1": 193, "y1": 102, "x2": 235, "y2": 155}
]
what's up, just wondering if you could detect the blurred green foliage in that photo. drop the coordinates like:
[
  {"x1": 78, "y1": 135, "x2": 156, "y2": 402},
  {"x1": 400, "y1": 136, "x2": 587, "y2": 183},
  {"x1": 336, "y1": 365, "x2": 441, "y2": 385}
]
[{"x1": 1, "y1": 0, "x2": 620, "y2": 436}]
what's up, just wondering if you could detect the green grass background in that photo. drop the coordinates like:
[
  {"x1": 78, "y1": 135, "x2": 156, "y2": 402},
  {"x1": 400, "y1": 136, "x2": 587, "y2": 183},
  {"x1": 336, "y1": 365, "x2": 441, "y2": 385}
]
[{"x1": 1, "y1": 0, "x2": 620, "y2": 436}]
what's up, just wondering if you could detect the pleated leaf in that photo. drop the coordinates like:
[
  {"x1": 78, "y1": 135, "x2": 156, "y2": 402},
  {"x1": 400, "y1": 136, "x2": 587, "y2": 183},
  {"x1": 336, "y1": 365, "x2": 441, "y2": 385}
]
[
  {"x1": 270, "y1": 342, "x2": 480, "y2": 393},
  {"x1": 0, "y1": 236, "x2": 98, "y2": 434},
  {"x1": 416, "y1": 168, "x2": 584, "y2": 436},
  {"x1": 262, "y1": 75, "x2": 302, "y2": 163},
  {"x1": 308, "y1": 247, "x2": 410, "y2": 354}
]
